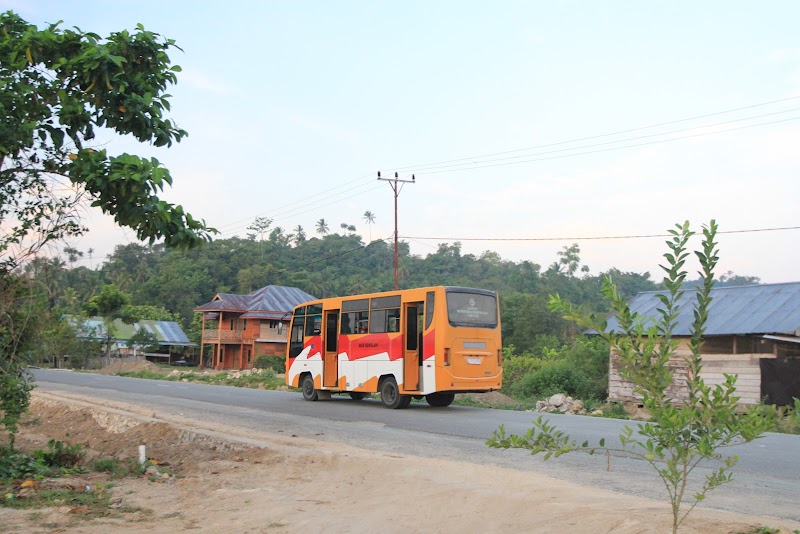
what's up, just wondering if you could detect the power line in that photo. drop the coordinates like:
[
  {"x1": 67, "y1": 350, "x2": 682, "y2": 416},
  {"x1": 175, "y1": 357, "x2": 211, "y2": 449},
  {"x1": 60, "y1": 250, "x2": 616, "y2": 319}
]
[
  {"x1": 388, "y1": 94, "x2": 800, "y2": 172},
  {"x1": 417, "y1": 115, "x2": 800, "y2": 175},
  {"x1": 395, "y1": 107, "x2": 800, "y2": 173},
  {"x1": 212, "y1": 95, "x2": 800, "y2": 237},
  {"x1": 216, "y1": 183, "x2": 384, "y2": 237},
  {"x1": 401, "y1": 225, "x2": 800, "y2": 242},
  {"x1": 214, "y1": 171, "x2": 375, "y2": 232}
]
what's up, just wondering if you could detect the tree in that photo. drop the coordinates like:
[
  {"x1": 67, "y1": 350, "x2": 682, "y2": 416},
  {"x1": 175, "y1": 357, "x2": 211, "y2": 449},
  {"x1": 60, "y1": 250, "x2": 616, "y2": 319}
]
[
  {"x1": 83, "y1": 284, "x2": 135, "y2": 359},
  {"x1": 122, "y1": 304, "x2": 179, "y2": 322},
  {"x1": 0, "y1": 12, "x2": 215, "y2": 448},
  {"x1": 487, "y1": 221, "x2": 770, "y2": 534},
  {"x1": 552, "y1": 243, "x2": 587, "y2": 277},
  {"x1": 718, "y1": 271, "x2": 760, "y2": 287},
  {"x1": 127, "y1": 328, "x2": 160, "y2": 355},
  {"x1": 63, "y1": 246, "x2": 83, "y2": 268},
  {"x1": 0, "y1": 275, "x2": 39, "y2": 448},
  {"x1": 0, "y1": 11, "x2": 215, "y2": 271},
  {"x1": 247, "y1": 216, "x2": 273, "y2": 242},
  {"x1": 363, "y1": 210, "x2": 376, "y2": 242},
  {"x1": 316, "y1": 218, "x2": 329, "y2": 236},
  {"x1": 293, "y1": 225, "x2": 306, "y2": 244}
]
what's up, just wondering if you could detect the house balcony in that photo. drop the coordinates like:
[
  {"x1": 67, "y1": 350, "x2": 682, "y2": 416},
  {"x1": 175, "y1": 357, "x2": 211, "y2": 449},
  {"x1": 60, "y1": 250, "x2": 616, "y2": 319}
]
[{"x1": 203, "y1": 329, "x2": 244, "y2": 343}]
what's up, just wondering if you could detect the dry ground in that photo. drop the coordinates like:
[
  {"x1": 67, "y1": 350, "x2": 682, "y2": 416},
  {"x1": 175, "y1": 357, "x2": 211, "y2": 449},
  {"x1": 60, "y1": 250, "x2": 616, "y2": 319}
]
[{"x1": 1, "y1": 391, "x2": 798, "y2": 534}]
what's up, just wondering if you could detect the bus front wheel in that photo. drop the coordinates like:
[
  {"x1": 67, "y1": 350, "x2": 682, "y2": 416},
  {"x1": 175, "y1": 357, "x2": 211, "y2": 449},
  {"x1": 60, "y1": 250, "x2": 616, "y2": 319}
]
[
  {"x1": 426, "y1": 392, "x2": 455, "y2": 407},
  {"x1": 301, "y1": 374, "x2": 318, "y2": 402},
  {"x1": 380, "y1": 377, "x2": 410, "y2": 409}
]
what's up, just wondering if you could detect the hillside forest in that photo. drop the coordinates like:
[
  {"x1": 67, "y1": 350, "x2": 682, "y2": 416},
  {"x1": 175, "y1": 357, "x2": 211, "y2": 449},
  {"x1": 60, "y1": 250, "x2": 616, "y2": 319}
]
[{"x1": 26, "y1": 222, "x2": 761, "y2": 402}]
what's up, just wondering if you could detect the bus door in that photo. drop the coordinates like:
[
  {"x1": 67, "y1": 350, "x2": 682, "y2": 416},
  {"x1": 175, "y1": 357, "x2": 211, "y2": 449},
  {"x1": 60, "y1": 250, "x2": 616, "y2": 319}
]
[
  {"x1": 403, "y1": 302, "x2": 423, "y2": 391},
  {"x1": 323, "y1": 310, "x2": 340, "y2": 388}
]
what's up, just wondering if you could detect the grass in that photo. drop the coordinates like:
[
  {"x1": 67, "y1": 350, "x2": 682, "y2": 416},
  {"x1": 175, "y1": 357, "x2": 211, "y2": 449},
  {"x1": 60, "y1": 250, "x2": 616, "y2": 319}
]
[
  {"x1": 116, "y1": 368, "x2": 284, "y2": 390},
  {"x1": 1, "y1": 441, "x2": 154, "y2": 520},
  {"x1": 4, "y1": 485, "x2": 112, "y2": 513},
  {"x1": 93, "y1": 458, "x2": 145, "y2": 479},
  {"x1": 732, "y1": 527, "x2": 800, "y2": 534}
]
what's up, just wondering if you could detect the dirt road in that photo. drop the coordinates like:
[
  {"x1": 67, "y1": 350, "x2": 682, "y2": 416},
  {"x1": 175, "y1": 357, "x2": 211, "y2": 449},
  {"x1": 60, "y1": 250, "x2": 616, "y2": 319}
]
[{"x1": 2, "y1": 391, "x2": 798, "y2": 534}]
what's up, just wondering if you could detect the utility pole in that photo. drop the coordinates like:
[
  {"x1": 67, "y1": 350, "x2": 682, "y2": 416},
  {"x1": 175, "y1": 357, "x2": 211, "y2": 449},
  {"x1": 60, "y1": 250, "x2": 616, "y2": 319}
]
[{"x1": 377, "y1": 171, "x2": 415, "y2": 290}]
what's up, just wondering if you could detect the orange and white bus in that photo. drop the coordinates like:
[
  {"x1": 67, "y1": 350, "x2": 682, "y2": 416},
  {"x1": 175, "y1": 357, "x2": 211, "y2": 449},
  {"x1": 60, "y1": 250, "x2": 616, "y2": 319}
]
[{"x1": 285, "y1": 286, "x2": 502, "y2": 409}]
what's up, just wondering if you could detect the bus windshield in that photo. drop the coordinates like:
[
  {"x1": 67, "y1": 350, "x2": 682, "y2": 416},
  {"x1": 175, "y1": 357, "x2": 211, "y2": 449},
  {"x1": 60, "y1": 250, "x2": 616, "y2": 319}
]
[{"x1": 446, "y1": 289, "x2": 497, "y2": 328}]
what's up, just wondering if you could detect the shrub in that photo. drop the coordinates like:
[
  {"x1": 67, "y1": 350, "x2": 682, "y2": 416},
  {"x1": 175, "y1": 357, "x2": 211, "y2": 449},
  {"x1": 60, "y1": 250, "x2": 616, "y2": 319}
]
[
  {"x1": 501, "y1": 352, "x2": 544, "y2": 395},
  {"x1": 253, "y1": 355, "x2": 284, "y2": 373},
  {"x1": 512, "y1": 360, "x2": 590, "y2": 399},
  {"x1": 34, "y1": 439, "x2": 84, "y2": 468},
  {"x1": 93, "y1": 457, "x2": 144, "y2": 478}
]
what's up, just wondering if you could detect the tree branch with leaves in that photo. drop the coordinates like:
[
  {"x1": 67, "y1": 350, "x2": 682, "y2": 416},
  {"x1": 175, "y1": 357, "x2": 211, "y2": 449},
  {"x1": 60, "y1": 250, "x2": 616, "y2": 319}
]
[{"x1": 487, "y1": 220, "x2": 771, "y2": 534}]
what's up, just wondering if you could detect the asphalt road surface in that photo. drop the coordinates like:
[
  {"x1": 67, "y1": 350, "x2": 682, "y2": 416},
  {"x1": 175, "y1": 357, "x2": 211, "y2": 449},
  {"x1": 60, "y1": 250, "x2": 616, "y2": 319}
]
[{"x1": 31, "y1": 369, "x2": 800, "y2": 521}]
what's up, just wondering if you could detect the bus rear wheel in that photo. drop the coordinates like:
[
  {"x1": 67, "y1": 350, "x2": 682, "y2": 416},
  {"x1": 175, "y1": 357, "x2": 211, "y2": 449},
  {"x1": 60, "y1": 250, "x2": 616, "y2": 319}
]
[
  {"x1": 380, "y1": 377, "x2": 410, "y2": 409},
  {"x1": 301, "y1": 374, "x2": 318, "y2": 402},
  {"x1": 425, "y1": 392, "x2": 455, "y2": 407}
]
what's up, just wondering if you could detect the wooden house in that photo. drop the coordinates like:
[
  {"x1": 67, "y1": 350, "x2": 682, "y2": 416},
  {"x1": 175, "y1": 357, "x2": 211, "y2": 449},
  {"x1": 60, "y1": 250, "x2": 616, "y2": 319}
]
[
  {"x1": 195, "y1": 285, "x2": 316, "y2": 370},
  {"x1": 69, "y1": 316, "x2": 197, "y2": 365},
  {"x1": 607, "y1": 282, "x2": 800, "y2": 406}
]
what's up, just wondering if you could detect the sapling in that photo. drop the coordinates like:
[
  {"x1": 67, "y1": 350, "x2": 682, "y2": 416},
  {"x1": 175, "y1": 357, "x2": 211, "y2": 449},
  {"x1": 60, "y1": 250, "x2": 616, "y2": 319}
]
[{"x1": 487, "y1": 221, "x2": 770, "y2": 534}]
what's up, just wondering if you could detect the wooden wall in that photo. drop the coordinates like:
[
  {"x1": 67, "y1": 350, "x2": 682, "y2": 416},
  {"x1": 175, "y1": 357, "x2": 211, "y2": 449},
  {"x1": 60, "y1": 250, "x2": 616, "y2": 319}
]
[{"x1": 608, "y1": 338, "x2": 772, "y2": 406}]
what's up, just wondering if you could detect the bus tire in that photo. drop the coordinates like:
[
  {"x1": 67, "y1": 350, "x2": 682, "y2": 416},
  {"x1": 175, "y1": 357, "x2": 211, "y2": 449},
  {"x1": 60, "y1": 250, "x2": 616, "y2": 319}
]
[
  {"x1": 426, "y1": 392, "x2": 455, "y2": 407},
  {"x1": 349, "y1": 392, "x2": 368, "y2": 400},
  {"x1": 379, "y1": 377, "x2": 408, "y2": 409},
  {"x1": 301, "y1": 374, "x2": 318, "y2": 402}
]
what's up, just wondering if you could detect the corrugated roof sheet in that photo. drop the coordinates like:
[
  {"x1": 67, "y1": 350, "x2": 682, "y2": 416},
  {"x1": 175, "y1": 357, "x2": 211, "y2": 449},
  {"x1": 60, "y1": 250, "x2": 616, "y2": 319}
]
[
  {"x1": 69, "y1": 317, "x2": 195, "y2": 346},
  {"x1": 606, "y1": 282, "x2": 800, "y2": 336},
  {"x1": 194, "y1": 285, "x2": 316, "y2": 316}
]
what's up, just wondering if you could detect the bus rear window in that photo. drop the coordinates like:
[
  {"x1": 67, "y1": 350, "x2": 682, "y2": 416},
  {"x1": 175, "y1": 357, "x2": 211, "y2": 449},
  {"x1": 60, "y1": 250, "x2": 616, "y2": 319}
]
[{"x1": 446, "y1": 291, "x2": 497, "y2": 328}]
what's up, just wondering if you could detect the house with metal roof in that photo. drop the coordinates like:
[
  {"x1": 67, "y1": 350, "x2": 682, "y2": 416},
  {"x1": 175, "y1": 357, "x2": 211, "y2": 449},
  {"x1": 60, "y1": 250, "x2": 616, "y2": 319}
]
[
  {"x1": 608, "y1": 282, "x2": 800, "y2": 406},
  {"x1": 194, "y1": 285, "x2": 316, "y2": 370},
  {"x1": 71, "y1": 316, "x2": 196, "y2": 364}
]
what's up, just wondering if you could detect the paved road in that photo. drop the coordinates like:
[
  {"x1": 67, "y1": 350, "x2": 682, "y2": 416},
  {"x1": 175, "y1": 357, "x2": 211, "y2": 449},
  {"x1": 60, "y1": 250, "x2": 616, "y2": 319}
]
[{"x1": 32, "y1": 369, "x2": 800, "y2": 521}]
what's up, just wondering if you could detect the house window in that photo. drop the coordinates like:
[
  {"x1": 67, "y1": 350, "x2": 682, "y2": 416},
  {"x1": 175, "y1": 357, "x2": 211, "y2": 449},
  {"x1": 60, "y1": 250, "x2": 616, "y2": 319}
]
[
  {"x1": 242, "y1": 319, "x2": 247, "y2": 331},
  {"x1": 269, "y1": 320, "x2": 279, "y2": 329},
  {"x1": 701, "y1": 336, "x2": 733, "y2": 354},
  {"x1": 230, "y1": 319, "x2": 235, "y2": 331},
  {"x1": 247, "y1": 348, "x2": 252, "y2": 363}
]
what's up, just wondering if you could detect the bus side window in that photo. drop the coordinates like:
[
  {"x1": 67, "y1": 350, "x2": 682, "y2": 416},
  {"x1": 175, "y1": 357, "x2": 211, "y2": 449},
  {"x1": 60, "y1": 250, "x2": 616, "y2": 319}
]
[
  {"x1": 370, "y1": 295, "x2": 401, "y2": 334},
  {"x1": 289, "y1": 316, "x2": 305, "y2": 358},
  {"x1": 305, "y1": 315, "x2": 321, "y2": 336},
  {"x1": 425, "y1": 291, "x2": 435, "y2": 329},
  {"x1": 342, "y1": 299, "x2": 369, "y2": 334}
]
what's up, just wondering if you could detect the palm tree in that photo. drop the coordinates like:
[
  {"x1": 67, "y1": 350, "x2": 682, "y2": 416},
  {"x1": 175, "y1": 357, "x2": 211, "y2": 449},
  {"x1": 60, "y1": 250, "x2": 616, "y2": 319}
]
[
  {"x1": 63, "y1": 246, "x2": 83, "y2": 269},
  {"x1": 294, "y1": 225, "x2": 306, "y2": 244},
  {"x1": 363, "y1": 211, "x2": 376, "y2": 242},
  {"x1": 316, "y1": 218, "x2": 329, "y2": 236},
  {"x1": 87, "y1": 248, "x2": 94, "y2": 269}
]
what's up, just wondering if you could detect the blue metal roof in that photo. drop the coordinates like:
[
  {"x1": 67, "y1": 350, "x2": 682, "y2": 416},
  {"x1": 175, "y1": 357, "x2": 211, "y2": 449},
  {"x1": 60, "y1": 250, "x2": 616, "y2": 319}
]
[
  {"x1": 606, "y1": 282, "x2": 800, "y2": 336},
  {"x1": 68, "y1": 317, "x2": 196, "y2": 346},
  {"x1": 195, "y1": 285, "x2": 316, "y2": 317}
]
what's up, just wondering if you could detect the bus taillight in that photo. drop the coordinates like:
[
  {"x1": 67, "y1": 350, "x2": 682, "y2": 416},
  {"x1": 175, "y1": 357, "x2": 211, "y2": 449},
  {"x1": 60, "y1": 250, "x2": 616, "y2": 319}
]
[{"x1": 444, "y1": 347, "x2": 450, "y2": 366}]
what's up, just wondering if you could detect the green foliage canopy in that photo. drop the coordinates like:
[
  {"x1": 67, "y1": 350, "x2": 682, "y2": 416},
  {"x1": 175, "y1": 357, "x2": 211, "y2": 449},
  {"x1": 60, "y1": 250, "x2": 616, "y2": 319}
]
[{"x1": 0, "y1": 11, "x2": 214, "y2": 271}]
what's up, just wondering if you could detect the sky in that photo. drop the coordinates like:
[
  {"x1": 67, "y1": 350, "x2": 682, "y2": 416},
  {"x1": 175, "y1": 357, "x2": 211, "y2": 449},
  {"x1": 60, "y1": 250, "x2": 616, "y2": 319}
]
[{"x1": 7, "y1": 1, "x2": 800, "y2": 283}]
